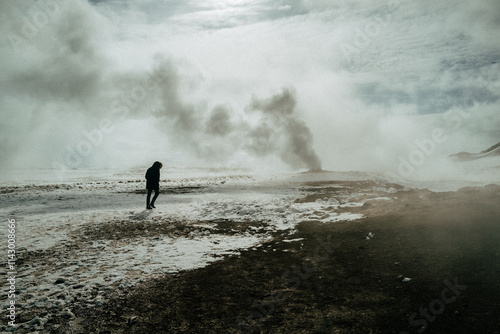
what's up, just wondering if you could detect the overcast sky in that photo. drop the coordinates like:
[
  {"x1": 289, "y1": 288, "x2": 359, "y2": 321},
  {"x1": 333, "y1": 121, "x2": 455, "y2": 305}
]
[{"x1": 1, "y1": 0, "x2": 499, "y2": 177}]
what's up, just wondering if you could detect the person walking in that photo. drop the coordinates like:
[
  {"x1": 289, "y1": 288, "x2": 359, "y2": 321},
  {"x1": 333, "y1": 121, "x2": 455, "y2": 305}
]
[{"x1": 145, "y1": 161, "x2": 162, "y2": 209}]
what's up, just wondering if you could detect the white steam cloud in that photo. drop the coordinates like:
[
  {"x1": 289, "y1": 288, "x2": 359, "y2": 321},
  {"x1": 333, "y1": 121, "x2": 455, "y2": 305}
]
[
  {"x1": 1, "y1": 0, "x2": 499, "y2": 181},
  {"x1": 0, "y1": 0, "x2": 322, "y2": 173}
]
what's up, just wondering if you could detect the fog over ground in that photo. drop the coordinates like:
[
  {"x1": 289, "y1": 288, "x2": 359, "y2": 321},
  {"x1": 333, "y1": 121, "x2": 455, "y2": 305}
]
[{"x1": 1, "y1": 0, "x2": 499, "y2": 179}]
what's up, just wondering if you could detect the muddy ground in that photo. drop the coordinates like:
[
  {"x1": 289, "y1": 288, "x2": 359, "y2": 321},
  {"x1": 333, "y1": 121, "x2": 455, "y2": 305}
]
[{"x1": 50, "y1": 182, "x2": 500, "y2": 333}]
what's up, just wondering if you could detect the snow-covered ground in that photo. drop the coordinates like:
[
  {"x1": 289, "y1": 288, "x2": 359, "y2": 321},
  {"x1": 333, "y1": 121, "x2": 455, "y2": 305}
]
[{"x1": 1, "y1": 167, "x2": 498, "y2": 332}]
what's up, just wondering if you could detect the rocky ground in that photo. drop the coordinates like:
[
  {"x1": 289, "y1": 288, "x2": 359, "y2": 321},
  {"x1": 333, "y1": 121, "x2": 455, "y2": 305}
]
[{"x1": 2, "y1": 177, "x2": 499, "y2": 333}]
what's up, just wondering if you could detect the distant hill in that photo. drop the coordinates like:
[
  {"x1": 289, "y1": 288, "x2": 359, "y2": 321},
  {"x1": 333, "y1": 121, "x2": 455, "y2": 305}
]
[{"x1": 449, "y1": 142, "x2": 500, "y2": 162}]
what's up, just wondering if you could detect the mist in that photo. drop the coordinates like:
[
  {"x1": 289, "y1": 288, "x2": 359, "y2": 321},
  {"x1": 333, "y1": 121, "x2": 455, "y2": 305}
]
[{"x1": 1, "y1": 0, "x2": 499, "y2": 180}]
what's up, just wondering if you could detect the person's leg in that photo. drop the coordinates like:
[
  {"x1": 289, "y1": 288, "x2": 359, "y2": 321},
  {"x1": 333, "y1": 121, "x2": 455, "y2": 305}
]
[
  {"x1": 146, "y1": 188, "x2": 153, "y2": 209},
  {"x1": 150, "y1": 188, "x2": 159, "y2": 207}
]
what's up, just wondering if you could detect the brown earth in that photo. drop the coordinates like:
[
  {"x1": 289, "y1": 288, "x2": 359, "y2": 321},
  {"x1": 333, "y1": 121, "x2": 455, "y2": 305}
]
[{"x1": 54, "y1": 182, "x2": 500, "y2": 334}]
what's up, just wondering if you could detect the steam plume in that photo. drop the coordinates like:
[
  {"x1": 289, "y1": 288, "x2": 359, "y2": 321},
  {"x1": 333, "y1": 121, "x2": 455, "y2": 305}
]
[
  {"x1": 247, "y1": 88, "x2": 322, "y2": 170},
  {"x1": 150, "y1": 58, "x2": 322, "y2": 169}
]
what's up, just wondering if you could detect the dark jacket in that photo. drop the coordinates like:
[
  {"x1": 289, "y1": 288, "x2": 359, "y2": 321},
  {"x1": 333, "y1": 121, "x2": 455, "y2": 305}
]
[{"x1": 145, "y1": 162, "x2": 161, "y2": 190}]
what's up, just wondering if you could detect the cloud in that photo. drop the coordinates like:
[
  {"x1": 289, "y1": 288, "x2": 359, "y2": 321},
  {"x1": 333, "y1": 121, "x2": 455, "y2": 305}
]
[
  {"x1": 247, "y1": 88, "x2": 321, "y2": 170},
  {"x1": 149, "y1": 59, "x2": 322, "y2": 169},
  {"x1": 0, "y1": 0, "x2": 324, "y2": 173},
  {"x1": 205, "y1": 105, "x2": 233, "y2": 136},
  {"x1": 0, "y1": 0, "x2": 499, "y2": 179}
]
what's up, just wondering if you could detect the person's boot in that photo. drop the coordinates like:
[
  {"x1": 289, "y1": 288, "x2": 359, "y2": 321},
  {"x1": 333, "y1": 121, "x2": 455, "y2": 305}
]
[{"x1": 151, "y1": 204, "x2": 156, "y2": 209}]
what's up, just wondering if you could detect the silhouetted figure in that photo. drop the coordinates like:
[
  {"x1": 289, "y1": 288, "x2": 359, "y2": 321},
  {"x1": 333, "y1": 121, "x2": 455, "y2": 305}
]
[{"x1": 145, "y1": 161, "x2": 162, "y2": 209}]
